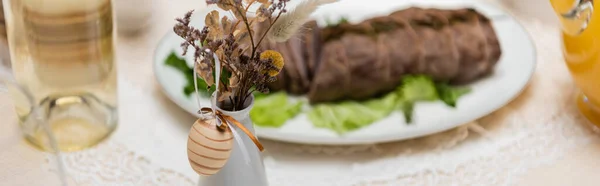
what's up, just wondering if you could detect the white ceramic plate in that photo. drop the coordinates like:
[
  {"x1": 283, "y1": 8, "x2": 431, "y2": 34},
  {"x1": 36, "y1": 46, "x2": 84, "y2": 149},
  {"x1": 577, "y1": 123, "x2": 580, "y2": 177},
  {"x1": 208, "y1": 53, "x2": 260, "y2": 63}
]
[{"x1": 153, "y1": 0, "x2": 535, "y2": 145}]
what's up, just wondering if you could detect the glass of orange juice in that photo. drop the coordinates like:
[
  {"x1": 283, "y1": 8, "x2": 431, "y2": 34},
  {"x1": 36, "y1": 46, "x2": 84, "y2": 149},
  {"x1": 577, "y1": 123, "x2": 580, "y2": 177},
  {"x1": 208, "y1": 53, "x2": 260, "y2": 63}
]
[{"x1": 549, "y1": 0, "x2": 600, "y2": 125}]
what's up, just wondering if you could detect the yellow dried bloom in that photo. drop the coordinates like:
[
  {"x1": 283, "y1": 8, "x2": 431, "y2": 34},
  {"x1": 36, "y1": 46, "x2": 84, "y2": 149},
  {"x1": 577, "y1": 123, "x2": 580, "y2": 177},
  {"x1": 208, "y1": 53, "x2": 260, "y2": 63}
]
[{"x1": 260, "y1": 50, "x2": 284, "y2": 76}]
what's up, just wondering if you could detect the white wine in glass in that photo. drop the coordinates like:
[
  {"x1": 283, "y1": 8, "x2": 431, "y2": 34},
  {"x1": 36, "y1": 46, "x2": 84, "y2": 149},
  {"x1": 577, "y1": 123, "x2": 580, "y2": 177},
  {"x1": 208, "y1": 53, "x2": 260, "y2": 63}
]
[
  {"x1": 3, "y1": 0, "x2": 118, "y2": 152},
  {"x1": 1, "y1": 57, "x2": 70, "y2": 186}
]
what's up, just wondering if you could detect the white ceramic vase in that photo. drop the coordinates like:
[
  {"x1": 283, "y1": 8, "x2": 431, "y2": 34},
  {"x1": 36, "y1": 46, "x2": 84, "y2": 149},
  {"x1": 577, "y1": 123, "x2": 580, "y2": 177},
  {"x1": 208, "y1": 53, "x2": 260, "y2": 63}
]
[{"x1": 197, "y1": 94, "x2": 269, "y2": 186}]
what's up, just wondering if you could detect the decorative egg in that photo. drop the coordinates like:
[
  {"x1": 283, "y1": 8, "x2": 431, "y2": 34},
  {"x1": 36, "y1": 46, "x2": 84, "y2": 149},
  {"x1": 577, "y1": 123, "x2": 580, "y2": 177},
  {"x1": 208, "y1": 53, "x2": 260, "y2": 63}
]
[{"x1": 187, "y1": 118, "x2": 234, "y2": 176}]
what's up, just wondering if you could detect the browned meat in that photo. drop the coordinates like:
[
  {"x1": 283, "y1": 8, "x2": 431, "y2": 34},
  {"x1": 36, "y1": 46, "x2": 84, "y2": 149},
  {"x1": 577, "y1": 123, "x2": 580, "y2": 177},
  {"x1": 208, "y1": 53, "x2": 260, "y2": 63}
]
[
  {"x1": 372, "y1": 16, "x2": 415, "y2": 91},
  {"x1": 308, "y1": 41, "x2": 351, "y2": 103},
  {"x1": 260, "y1": 21, "x2": 319, "y2": 95},
  {"x1": 478, "y1": 12, "x2": 502, "y2": 75},
  {"x1": 339, "y1": 33, "x2": 390, "y2": 100},
  {"x1": 262, "y1": 7, "x2": 502, "y2": 103},
  {"x1": 302, "y1": 21, "x2": 323, "y2": 81},
  {"x1": 393, "y1": 8, "x2": 461, "y2": 81},
  {"x1": 441, "y1": 8, "x2": 492, "y2": 84},
  {"x1": 285, "y1": 38, "x2": 311, "y2": 94},
  {"x1": 273, "y1": 41, "x2": 302, "y2": 94}
]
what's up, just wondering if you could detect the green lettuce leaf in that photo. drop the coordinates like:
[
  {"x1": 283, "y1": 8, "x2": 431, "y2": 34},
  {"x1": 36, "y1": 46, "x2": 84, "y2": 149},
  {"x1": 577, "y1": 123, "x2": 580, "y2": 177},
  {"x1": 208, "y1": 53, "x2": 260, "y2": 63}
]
[
  {"x1": 436, "y1": 83, "x2": 471, "y2": 107},
  {"x1": 165, "y1": 52, "x2": 190, "y2": 72},
  {"x1": 307, "y1": 92, "x2": 398, "y2": 134},
  {"x1": 398, "y1": 75, "x2": 439, "y2": 101},
  {"x1": 306, "y1": 74, "x2": 472, "y2": 133},
  {"x1": 395, "y1": 75, "x2": 439, "y2": 123},
  {"x1": 251, "y1": 92, "x2": 304, "y2": 127},
  {"x1": 164, "y1": 52, "x2": 215, "y2": 97}
]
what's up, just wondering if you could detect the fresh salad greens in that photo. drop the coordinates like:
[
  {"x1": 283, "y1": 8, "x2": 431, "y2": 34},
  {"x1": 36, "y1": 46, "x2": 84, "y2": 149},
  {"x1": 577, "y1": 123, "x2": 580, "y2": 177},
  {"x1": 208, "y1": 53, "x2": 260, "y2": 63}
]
[
  {"x1": 165, "y1": 52, "x2": 471, "y2": 134},
  {"x1": 396, "y1": 75, "x2": 440, "y2": 123},
  {"x1": 250, "y1": 92, "x2": 304, "y2": 128},
  {"x1": 308, "y1": 92, "x2": 398, "y2": 134},
  {"x1": 164, "y1": 52, "x2": 214, "y2": 97},
  {"x1": 436, "y1": 83, "x2": 472, "y2": 107},
  {"x1": 307, "y1": 75, "x2": 471, "y2": 134}
]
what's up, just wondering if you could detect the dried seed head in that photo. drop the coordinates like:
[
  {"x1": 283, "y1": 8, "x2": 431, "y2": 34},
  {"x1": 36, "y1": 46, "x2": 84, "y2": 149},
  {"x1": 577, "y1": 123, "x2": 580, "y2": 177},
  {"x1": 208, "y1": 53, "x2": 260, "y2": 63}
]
[{"x1": 259, "y1": 50, "x2": 284, "y2": 76}]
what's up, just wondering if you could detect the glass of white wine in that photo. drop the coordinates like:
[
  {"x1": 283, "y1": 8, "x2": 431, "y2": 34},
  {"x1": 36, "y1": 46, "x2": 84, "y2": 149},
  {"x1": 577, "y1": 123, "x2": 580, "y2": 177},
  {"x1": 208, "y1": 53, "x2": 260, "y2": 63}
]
[
  {"x1": 2, "y1": 0, "x2": 118, "y2": 152},
  {"x1": 1, "y1": 56, "x2": 70, "y2": 186}
]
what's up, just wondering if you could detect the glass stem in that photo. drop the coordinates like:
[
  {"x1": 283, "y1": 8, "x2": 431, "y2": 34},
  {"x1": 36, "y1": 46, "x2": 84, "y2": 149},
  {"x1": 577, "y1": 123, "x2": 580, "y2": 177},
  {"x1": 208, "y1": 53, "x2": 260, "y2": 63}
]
[{"x1": 21, "y1": 84, "x2": 69, "y2": 186}]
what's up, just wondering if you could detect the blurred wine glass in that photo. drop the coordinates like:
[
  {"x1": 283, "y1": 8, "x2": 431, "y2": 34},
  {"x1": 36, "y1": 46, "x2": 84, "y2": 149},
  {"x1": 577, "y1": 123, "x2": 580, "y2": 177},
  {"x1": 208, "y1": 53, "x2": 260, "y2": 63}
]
[
  {"x1": 0, "y1": 56, "x2": 70, "y2": 186},
  {"x1": 3, "y1": 0, "x2": 118, "y2": 152}
]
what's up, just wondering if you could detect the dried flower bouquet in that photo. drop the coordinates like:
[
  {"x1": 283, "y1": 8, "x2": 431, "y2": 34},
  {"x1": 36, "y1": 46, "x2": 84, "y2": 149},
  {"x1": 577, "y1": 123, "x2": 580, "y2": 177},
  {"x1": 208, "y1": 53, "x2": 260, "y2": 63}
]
[{"x1": 173, "y1": 0, "x2": 336, "y2": 111}]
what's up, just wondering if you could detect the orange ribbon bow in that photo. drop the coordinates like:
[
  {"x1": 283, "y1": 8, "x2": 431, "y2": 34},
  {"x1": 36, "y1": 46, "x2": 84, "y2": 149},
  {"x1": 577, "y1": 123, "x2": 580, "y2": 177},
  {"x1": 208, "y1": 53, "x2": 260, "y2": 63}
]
[{"x1": 199, "y1": 107, "x2": 264, "y2": 152}]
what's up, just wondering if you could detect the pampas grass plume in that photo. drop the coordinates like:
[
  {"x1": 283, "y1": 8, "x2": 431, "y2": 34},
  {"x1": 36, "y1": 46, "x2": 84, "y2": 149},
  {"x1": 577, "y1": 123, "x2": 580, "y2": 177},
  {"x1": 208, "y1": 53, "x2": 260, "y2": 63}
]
[{"x1": 267, "y1": 0, "x2": 338, "y2": 42}]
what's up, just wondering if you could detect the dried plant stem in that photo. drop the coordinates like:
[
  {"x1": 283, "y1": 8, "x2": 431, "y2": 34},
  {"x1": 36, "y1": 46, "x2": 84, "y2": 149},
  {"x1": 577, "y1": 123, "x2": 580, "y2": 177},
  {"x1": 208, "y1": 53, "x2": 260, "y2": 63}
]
[
  {"x1": 245, "y1": 89, "x2": 257, "y2": 100},
  {"x1": 237, "y1": 75, "x2": 253, "y2": 110},
  {"x1": 237, "y1": 77, "x2": 248, "y2": 110},
  {"x1": 228, "y1": 96, "x2": 235, "y2": 110},
  {"x1": 231, "y1": 1, "x2": 255, "y2": 34},
  {"x1": 232, "y1": 6, "x2": 256, "y2": 56},
  {"x1": 228, "y1": 3, "x2": 259, "y2": 110},
  {"x1": 232, "y1": 20, "x2": 242, "y2": 33},
  {"x1": 230, "y1": 75, "x2": 243, "y2": 110},
  {"x1": 254, "y1": 9, "x2": 284, "y2": 51}
]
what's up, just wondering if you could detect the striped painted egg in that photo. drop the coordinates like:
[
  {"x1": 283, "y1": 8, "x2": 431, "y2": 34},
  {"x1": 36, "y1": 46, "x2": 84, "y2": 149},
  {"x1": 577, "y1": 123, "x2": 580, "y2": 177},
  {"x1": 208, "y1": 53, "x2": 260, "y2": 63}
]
[{"x1": 187, "y1": 118, "x2": 233, "y2": 176}]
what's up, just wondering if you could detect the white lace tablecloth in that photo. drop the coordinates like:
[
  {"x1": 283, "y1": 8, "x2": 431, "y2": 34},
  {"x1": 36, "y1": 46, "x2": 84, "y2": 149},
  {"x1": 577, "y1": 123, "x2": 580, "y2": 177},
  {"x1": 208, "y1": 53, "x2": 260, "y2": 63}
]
[{"x1": 3, "y1": 0, "x2": 600, "y2": 185}]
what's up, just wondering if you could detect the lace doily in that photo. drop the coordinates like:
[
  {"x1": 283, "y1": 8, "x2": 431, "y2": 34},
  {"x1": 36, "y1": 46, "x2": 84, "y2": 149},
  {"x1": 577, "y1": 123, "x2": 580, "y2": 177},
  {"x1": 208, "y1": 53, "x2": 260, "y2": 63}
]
[
  {"x1": 39, "y1": 2, "x2": 600, "y2": 186},
  {"x1": 45, "y1": 142, "x2": 195, "y2": 186}
]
